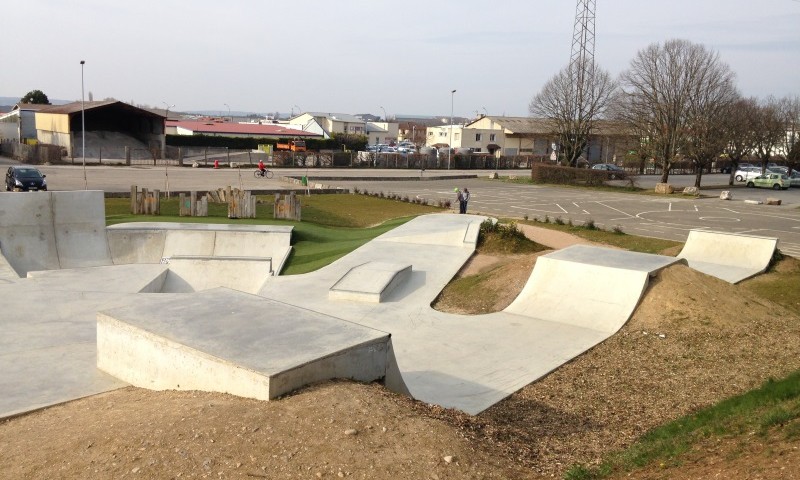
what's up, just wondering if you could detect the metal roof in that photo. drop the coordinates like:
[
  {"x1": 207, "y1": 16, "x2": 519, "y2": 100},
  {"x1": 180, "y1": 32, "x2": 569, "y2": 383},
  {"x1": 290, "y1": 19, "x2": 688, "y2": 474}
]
[
  {"x1": 169, "y1": 121, "x2": 319, "y2": 137},
  {"x1": 306, "y1": 112, "x2": 366, "y2": 123}
]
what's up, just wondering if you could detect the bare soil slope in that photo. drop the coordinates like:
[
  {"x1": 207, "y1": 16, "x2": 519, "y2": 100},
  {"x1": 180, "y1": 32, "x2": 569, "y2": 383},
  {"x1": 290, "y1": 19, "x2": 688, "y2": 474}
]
[{"x1": 2, "y1": 253, "x2": 800, "y2": 479}]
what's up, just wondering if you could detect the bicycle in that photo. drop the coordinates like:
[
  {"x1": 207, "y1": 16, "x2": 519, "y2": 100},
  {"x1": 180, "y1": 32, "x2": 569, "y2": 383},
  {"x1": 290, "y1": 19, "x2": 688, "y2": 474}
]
[{"x1": 253, "y1": 168, "x2": 274, "y2": 179}]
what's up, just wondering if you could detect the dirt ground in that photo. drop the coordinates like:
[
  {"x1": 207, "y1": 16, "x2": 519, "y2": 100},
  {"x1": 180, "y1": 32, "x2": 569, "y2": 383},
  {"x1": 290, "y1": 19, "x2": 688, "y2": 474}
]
[{"x1": 2, "y1": 250, "x2": 800, "y2": 479}]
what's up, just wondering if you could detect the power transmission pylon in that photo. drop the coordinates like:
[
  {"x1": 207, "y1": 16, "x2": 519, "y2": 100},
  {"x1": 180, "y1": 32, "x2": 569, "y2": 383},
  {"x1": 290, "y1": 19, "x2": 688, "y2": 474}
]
[
  {"x1": 566, "y1": 0, "x2": 597, "y2": 163},
  {"x1": 569, "y1": 0, "x2": 596, "y2": 106}
]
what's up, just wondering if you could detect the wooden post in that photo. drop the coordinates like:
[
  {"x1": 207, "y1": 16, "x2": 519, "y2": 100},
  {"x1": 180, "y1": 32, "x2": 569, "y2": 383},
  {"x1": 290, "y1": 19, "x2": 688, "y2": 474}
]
[
  {"x1": 153, "y1": 190, "x2": 160, "y2": 215},
  {"x1": 131, "y1": 185, "x2": 138, "y2": 214},
  {"x1": 190, "y1": 191, "x2": 197, "y2": 217}
]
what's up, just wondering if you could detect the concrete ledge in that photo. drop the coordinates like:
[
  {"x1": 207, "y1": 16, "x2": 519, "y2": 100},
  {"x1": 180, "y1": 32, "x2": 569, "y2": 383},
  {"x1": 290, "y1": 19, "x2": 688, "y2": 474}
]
[
  {"x1": 97, "y1": 288, "x2": 391, "y2": 401},
  {"x1": 329, "y1": 262, "x2": 412, "y2": 303}
]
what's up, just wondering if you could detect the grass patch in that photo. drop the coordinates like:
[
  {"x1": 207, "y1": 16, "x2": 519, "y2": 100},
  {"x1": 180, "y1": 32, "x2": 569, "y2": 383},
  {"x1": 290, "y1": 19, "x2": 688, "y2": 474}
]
[
  {"x1": 568, "y1": 370, "x2": 800, "y2": 478},
  {"x1": 478, "y1": 220, "x2": 548, "y2": 255},
  {"x1": 520, "y1": 220, "x2": 681, "y2": 254},
  {"x1": 741, "y1": 256, "x2": 800, "y2": 315},
  {"x1": 105, "y1": 194, "x2": 440, "y2": 274},
  {"x1": 106, "y1": 194, "x2": 441, "y2": 228}
]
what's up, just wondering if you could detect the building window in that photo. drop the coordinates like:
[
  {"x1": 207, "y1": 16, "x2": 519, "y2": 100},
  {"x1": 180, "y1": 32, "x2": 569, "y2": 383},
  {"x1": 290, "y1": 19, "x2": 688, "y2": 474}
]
[
  {"x1": 439, "y1": 131, "x2": 446, "y2": 137},
  {"x1": 475, "y1": 133, "x2": 482, "y2": 141},
  {"x1": 473, "y1": 148, "x2": 482, "y2": 153},
  {"x1": 428, "y1": 131, "x2": 433, "y2": 136},
  {"x1": 490, "y1": 133, "x2": 496, "y2": 141}
]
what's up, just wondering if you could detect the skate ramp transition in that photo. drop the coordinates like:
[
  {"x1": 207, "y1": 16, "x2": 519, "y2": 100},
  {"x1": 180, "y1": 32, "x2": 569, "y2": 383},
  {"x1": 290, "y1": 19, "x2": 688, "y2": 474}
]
[{"x1": 677, "y1": 229, "x2": 778, "y2": 284}]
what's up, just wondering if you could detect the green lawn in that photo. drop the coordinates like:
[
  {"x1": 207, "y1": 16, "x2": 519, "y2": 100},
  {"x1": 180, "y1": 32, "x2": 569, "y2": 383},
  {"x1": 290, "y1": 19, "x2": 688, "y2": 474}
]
[{"x1": 105, "y1": 194, "x2": 442, "y2": 274}]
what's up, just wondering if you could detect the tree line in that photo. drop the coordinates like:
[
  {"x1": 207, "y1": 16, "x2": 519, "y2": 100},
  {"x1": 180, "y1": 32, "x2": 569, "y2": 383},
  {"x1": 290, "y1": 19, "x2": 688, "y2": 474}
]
[{"x1": 530, "y1": 38, "x2": 800, "y2": 187}]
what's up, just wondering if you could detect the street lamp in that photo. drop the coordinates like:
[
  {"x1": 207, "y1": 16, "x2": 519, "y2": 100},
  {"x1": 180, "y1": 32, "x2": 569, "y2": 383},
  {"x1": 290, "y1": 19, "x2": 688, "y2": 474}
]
[
  {"x1": 224, "y1": 103, "x2": 231, "y2": 122},
  {"x1": 162, "y1": 102, "x2": 174, "y2": 159},
  {"x1": 380, "y1": 106, "x2": 388, "y2": 144},
  {"x1": 294, "y1": 105, "x2": 301, "y2": 117},
  {"x1": 449, "y1": 89, "x2": 456, "y2": 170},
  {"x1": 80, "y1": 60, "x2": 87, "y2": 190}
]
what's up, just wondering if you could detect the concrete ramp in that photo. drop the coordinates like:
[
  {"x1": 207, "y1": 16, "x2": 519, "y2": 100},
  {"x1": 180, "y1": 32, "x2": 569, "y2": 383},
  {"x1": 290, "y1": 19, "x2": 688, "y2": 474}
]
[
  {"x1": 0, "y1": 191, "x2": 111, "y2": 276},
  {"x1": 106, "y1": 222, "x2": 293, "y2": 274},
  {"x1": 162, "y1": 256, "x2": 273, "y2": 294},
  {"x1": 97, "y1": 288, "x2": 390, "y2": 401},
  {"x1": 376, "y1": 213, "x2": 482, "y2": 247},
  {"x1": 506, "y1": 245, "x2": 682, "y2": 334},
  {"x1": 677, "y1": 229, "x2": 778, "y2": 283},
  {"x1": 329, "y1": 262, "x2": 412, "y2": 303}
]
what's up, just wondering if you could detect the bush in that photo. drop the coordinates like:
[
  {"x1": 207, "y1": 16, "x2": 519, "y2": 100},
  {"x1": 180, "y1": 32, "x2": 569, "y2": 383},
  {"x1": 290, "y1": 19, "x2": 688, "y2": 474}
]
[{"x1": 531, "y1": 164, "x2": 626, "y2": 186}]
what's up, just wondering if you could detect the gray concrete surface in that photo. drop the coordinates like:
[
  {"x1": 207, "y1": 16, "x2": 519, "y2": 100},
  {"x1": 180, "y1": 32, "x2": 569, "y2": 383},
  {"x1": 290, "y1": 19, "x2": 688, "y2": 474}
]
[
  {"x1": 97, "y1": 288, "x2": 390, "y2": 401},
  {"x1": 677, "y1": 229, "x2": 778, "y2": 283}
]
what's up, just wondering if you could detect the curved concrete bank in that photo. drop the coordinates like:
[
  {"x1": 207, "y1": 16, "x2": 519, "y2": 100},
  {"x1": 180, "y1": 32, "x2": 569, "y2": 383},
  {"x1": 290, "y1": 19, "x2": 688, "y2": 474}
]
[{"x1": 677, "y1": 229, "x2": 778, "y2": 283}]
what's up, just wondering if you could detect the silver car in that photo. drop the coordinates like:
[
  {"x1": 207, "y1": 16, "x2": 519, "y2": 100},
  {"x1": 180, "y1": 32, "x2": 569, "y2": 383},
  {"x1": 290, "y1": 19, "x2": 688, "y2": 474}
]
[{"x1": 734, "y1": 167, "x2": 761, "y2": 182}]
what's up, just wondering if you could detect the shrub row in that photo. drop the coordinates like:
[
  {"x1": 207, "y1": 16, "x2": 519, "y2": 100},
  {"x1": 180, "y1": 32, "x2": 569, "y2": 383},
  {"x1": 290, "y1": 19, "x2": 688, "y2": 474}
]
[{"x1": 531, "y1": 164, "x2": 618, "y2": 186}]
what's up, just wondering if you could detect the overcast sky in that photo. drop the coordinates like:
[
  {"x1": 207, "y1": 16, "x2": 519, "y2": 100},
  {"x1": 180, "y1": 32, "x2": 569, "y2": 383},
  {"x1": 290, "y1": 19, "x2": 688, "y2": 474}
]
[{"x1": 4, "y1": 0, "x2": 799, "y2": 118}]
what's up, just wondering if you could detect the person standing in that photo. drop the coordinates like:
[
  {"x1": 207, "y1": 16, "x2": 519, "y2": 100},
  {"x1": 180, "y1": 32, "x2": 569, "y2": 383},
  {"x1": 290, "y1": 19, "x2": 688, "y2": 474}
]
[
  {"x1": 461, "y1": 187, "x2": 471, "y2": 214},
  {"x1": 454, "y1": 187, "x2": 464, "y2": 213}
]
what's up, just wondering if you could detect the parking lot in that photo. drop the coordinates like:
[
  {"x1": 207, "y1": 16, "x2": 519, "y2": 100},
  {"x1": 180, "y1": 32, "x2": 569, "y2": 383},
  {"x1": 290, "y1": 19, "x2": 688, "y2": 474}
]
[{"x1": 4, "y1": 158, "x2": 800, "y2": 258}]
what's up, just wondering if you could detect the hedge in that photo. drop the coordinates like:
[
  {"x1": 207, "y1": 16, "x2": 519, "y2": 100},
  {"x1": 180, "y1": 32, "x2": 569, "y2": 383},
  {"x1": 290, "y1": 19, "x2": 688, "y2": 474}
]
[{"x1": 531, "y1": 164, "x2": 623, "y2": 186}]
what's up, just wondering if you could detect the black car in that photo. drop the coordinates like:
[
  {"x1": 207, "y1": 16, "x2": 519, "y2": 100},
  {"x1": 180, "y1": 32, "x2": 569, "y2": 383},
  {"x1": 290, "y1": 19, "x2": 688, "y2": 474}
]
[{"x1": 5, "y1": 166, "x2": 47, "y2": 191}]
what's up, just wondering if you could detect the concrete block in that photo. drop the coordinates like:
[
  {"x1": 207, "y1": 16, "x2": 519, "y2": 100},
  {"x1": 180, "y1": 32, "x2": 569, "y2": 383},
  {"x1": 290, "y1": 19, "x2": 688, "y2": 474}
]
[
  {"x1": 720, "y1": 191, "x2": 733, "y2": 200},
  {"x1": 682, "y1": 186, "x2": 699, "y2": 195},
  {"x1": 329, "y1": 262, "x2": 412, "y2": 303},
  {"x1": 766, "y1": 198, "x2": 782, "y2": 205},
  {"x1": 96, "y1": 289, "x2": 390, "y2": 401},
  {"x1": 744, "y1": 199, "x2": 763, "y2": 205}
]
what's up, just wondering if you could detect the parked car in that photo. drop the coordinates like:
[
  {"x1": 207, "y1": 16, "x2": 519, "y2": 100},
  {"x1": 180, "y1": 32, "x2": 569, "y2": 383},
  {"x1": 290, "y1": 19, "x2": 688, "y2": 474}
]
[
  {"x1": 591, "y1": 163, "x2": 626, "y2": 179},
  {"x1": 788, "y1": 171, "x2": 800, "y2": 187},
  {"x1": 5, "y1": 166, "x2": 47, "y2": 192},
  {"x1": 734, "y1": 167, "x2": 761, "y2": 182},
  {"x1": 746, "y1": 173, "x2": 791, "y2": 190}
]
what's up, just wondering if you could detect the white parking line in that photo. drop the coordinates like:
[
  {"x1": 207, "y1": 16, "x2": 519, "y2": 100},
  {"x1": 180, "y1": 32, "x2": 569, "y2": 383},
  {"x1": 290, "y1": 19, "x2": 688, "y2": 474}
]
[{"x1": 595, "y1": 202, "x2": 635, "y2": 218}]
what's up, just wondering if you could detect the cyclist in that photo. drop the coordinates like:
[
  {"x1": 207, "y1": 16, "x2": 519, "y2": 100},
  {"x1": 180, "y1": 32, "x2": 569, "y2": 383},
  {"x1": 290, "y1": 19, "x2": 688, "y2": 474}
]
[{"x1": 257, "y1": 159, "x2": 266, "y2": 175}]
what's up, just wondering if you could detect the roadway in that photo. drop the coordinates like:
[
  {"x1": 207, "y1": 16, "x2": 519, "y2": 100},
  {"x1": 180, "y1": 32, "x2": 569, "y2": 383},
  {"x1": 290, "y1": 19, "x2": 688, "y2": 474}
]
[{"x1": 4, "y1": 157, "x2": 800, "y2": 257}]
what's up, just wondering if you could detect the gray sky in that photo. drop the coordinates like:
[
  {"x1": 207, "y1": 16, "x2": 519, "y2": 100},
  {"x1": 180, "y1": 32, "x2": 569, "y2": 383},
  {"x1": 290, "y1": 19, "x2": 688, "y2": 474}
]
[{"x1": 4, "y1": 0, "x2": 799, "y2": 117}]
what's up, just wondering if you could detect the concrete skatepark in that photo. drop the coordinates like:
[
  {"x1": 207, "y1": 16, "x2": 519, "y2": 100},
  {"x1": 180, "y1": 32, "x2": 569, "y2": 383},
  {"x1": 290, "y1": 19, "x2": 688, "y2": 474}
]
[{"x1": 0, "y1": 191, "x2": 780, "y2": 418}]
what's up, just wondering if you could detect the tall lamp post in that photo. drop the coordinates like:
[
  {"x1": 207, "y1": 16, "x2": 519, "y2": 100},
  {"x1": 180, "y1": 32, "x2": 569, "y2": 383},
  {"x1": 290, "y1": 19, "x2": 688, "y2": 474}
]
[
  {"x1": 80, "y1": 60, "x2": 87, "y2": 190},
  {"x1": 380, "y1": 106, "x2": 388, "y2": 144},
  {"x1": 224, "y1": 103, "x2": 231, "y2": 122},
  {"x1": 162, "y1": 102, "x2": 174, "y2": 159},
  {"x1": 449, "y1": 89, "x2": 456, "y2": 170}
]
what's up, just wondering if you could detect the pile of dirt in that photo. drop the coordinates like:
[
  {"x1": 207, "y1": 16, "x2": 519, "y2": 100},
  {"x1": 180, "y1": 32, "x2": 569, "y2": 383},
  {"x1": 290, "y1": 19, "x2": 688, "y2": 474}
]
[{"x1": 2, "y1": 254, "x2": 800, "y2": 479}]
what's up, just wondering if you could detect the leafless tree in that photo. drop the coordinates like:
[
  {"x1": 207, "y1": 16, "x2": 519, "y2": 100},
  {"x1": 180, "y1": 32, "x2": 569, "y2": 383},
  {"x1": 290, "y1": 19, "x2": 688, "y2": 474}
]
[
  {"x1": 616, "y1": 39, "x2": 737, "y2": 183},
  {"x1": 529, "y1": 63, "x2": 617, "y2": 167},
  {"x1": 777, "y1": 95, "x2": 800, "y2": 174},
  {"x1": 682, "y1": 66, "x2": 739, "y2": 187},
  {"x1": 720, "y1": 97, "x2": 759, "y2": 185},
  {"x1": 751, "y1": 97, "x2": 787, "y2": 173}
]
